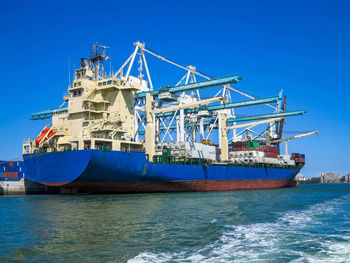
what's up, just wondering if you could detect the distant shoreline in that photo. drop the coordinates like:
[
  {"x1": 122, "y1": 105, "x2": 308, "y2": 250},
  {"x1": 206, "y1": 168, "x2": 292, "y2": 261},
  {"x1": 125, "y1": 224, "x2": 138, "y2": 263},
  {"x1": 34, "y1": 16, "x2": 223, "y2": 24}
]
[{"x1": 298, "y1": 181, "x2": 349, "y2": 184}]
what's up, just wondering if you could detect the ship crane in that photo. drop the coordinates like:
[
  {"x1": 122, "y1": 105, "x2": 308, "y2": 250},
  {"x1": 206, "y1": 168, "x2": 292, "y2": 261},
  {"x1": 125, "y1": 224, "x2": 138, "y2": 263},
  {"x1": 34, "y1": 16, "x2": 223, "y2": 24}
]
[
  {"x1": 226, "y1": 117, "x2": 285, "y2": 131},
  {"x1": 152, "y1": 97, "x2": 225, "y2": 114},
  {"x1": 218, "y1": 117, "x2": 285, "y2": 161},
  {"x1": 270, "y1": 131, "x2": 319, "y2": 155},
  {"x1": 145, "y1": 94, "x2": 226, "y2": 160}
]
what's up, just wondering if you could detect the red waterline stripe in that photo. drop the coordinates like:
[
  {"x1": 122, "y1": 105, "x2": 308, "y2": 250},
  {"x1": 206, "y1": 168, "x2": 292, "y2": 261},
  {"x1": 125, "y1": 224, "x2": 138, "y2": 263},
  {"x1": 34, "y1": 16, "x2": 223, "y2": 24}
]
[{"x1": 56, "y1": 179, "x2": 297, "y2": 194}]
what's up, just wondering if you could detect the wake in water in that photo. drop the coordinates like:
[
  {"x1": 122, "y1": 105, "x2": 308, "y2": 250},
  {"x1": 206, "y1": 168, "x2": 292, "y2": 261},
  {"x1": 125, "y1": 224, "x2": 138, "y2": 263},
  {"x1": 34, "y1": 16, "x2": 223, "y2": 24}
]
[{"x1": 128, "y1": 194, "x2": 350, "y2": 263}]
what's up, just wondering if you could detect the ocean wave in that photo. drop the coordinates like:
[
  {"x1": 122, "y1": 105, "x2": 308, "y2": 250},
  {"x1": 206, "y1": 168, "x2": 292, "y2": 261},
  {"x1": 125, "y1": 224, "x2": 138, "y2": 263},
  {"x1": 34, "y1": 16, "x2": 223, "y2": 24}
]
[{"x1": 128, "y1": 194, "x2": 350, "y2": 263}]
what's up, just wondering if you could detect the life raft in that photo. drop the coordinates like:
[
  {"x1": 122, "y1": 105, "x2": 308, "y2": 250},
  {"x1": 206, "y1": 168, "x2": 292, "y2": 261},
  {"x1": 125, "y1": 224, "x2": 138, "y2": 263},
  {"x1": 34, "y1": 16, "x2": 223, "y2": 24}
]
[{"x1": 35, "y1": 128, "x2": 55, "y2": 145}]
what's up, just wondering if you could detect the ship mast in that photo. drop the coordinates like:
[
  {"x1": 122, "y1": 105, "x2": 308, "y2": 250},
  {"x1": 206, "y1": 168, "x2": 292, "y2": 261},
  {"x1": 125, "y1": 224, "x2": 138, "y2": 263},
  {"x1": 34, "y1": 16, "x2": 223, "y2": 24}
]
[{"x1": 89, "y1": 43, "x2": 109, "y2": 79}]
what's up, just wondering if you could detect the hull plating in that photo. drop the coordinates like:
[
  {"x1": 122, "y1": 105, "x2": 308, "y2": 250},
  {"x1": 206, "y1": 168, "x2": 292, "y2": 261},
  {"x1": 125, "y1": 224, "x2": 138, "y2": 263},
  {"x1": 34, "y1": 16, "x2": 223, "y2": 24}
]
[{"x1": 23, "y1": 150, "x2": 299, "y2": 193}]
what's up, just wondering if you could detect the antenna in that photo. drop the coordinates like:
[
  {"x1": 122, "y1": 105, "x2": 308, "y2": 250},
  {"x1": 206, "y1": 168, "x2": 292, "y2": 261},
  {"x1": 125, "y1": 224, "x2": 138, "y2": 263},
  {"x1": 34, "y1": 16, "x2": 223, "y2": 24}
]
[
  {"x1": 110, "y1": 52, "x2": 112, "y2": 77},
  {"x1": 68, "y1": 59, "x2": 71, "y2": 87}
]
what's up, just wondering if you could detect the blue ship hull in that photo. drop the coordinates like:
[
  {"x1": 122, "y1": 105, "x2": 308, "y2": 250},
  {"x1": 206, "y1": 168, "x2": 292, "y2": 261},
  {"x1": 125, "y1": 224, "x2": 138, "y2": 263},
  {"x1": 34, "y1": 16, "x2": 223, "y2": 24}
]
[{"x1": 23, "y1": 150, "x2": 299, "y2": 194}]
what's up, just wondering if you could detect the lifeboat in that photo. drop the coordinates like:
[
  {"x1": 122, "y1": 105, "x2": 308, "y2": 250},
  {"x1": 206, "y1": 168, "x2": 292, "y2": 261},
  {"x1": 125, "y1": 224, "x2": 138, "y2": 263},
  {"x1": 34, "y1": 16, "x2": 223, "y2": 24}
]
[{"x1": 35, "y1": 128, "x2": 55, "y2": 145}]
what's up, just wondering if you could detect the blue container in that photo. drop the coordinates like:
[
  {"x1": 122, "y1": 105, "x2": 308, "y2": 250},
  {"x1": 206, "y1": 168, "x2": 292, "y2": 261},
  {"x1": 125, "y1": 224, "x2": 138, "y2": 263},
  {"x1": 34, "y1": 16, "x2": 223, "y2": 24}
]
[
  {"x1": 3, "y1": 166, "x2": 18, "y2": 172},
  {"x1": 0, "y1": 161, "x2": 28, "y2": 181}
]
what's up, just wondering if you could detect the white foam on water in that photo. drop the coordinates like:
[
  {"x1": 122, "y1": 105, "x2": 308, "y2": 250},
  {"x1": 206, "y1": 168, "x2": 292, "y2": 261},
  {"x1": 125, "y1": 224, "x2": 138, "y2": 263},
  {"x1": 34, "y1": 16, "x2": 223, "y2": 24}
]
[
  {"x1": 128, "y1": 195, "x2": 350, "y2": 263},
  {"x1": 127, "y1": 252, "x2": 174, "y2": 263},
  {"x1": 290, "y1": 239, "x2": 350, "y2": 263}
]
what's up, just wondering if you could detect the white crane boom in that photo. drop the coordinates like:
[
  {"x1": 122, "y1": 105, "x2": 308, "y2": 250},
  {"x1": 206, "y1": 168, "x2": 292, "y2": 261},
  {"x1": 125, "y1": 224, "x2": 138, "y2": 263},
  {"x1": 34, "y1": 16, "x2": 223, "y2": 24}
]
[
  {"x1": 226, "y1": 117, "x2": 285, "y2": 130},
  {"x1": 152, "y1": 97, "x2": 225, "y2": 114},
  {"x1": 271, "y1": 131, "x2": 319, "y2": 144}
]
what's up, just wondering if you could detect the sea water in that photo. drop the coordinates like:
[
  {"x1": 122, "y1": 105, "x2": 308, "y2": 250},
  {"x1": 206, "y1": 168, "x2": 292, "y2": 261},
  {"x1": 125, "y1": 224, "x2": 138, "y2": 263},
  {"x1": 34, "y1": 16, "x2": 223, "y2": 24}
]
[{"x1": 0, "y1": 184, "x2": 349, "y2": 263}]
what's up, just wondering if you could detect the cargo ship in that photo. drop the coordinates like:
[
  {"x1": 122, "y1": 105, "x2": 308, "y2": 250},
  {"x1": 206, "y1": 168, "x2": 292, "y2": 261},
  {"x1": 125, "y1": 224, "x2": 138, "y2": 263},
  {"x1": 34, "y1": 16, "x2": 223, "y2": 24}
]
[{"x1": 23, "y1": 43, "x2": 317, "y2": 194}]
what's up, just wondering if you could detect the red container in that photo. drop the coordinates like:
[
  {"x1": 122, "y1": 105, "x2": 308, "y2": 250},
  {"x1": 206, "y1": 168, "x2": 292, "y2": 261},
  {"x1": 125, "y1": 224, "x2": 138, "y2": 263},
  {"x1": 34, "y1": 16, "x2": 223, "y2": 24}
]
[
  {"x1": 3, "y1": 172, "x2": 18, "y2": 178},
  {"x1": 8, "y1": 162, "x2": 13, "y2": 167},
  {"x1": 294, "y1": 157, "x2": 305, "y2": 163},
  {"x1": 265, "y1": 152, "x2": 278, "y2": 158},
  {"x1": 265, "y1": 146, "x2": 278, "y2": 153},
  {"x1": 233, "y1": 146, "x2": 251, "y2": 152}
]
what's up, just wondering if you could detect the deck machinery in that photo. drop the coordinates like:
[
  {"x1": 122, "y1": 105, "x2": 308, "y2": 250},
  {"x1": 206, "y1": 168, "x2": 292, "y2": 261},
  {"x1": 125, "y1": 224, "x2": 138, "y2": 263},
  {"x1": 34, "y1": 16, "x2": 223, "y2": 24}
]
[{"x1": 23, "y1": 42, "x2": 317, "y2": 194}]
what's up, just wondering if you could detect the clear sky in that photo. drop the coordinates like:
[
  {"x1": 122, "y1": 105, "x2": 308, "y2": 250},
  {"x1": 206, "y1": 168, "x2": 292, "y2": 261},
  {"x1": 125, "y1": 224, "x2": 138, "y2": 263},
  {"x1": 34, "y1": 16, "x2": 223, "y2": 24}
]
[{"x1": 0, "y1": 0, "x2": 349, "y2": 177}]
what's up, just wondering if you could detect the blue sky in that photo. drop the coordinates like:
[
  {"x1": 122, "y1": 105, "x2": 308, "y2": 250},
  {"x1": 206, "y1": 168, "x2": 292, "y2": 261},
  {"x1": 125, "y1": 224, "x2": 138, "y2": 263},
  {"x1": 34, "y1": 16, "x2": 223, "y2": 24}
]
[{"x1": 0, "y1": 0, "x2": 349, "y2": 177}]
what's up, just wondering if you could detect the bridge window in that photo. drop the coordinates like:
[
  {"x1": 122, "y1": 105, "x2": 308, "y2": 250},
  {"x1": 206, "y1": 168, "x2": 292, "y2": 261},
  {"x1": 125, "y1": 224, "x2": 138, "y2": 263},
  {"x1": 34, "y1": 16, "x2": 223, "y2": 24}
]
[
  {"x1": 95, "y1": 141, "x2": 112, "y2": 150},
  {"x1": 73, "y1": 90, "x2": 82, "y2": 97},
  {"x1": 84, "y1": 141, "x2": 91, "y2": 150}
]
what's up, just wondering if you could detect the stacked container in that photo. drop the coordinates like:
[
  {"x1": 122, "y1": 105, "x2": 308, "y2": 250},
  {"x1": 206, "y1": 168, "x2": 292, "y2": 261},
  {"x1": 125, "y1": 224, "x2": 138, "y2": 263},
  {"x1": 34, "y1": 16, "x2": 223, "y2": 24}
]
[
  {"x1": 232, "y1": 141, "x2": 248, "y2": 149},
  {"x1": 232, "y1": 143, "x2": 279, "y2": 159},
  {"x1": 291, "y1": 153, "x2": 306, "y2": 164},
  {"x1": 0, "y1": 161, "x2": 27, "y2": 181},
  {"x1": 255, "y1": 146, "x2": 279, "y2": 158}
]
